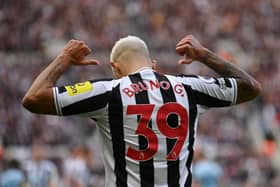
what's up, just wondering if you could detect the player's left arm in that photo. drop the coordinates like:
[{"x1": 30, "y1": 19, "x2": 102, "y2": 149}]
[
  {"x1": 22, "y1": 40, "x2": 99, "y2": 115},
  {"x1": 176, "y1": 35, "x2": 262, "y2": 104}
]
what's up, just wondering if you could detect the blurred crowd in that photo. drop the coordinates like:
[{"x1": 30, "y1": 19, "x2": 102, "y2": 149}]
[
  {"x1": 0, "y1": 0, "x2": 280, "y2": 186},
  {"x1": 0, "y1": 144, "x2": 105, "y2": 187}
]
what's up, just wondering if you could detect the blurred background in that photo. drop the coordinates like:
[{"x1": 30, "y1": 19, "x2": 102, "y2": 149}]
[{"x1": 0, "y1": 0, "x2": 279, "y2": 187}]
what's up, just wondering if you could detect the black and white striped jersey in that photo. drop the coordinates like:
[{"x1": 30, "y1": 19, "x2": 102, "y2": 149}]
[{"x1": 53, "y1": 67, "x2": 237, "y2": 187}]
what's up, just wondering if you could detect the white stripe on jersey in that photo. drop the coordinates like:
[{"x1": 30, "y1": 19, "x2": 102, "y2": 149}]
[
  {"x1": 139, "y1": 70, "x2": 168, "y2": 187},
  {"x1": 53, "y1": 87, "x2": 62, "y2": 115},
  {"x1": 120, "y1": 76, "x2": 140, "y2": 187}
]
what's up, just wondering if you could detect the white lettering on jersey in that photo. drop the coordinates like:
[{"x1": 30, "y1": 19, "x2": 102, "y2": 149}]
[{"x1": 122, "y1": 80, "x2": 185, "y2": 97}]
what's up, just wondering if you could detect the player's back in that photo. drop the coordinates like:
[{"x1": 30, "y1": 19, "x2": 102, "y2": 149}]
[
  {"x1": 97, "y1": 68, "x2": 195, "y2": 187},
  {"x1": 54, "y1": 66, "x2": 236, "y2": 186}
]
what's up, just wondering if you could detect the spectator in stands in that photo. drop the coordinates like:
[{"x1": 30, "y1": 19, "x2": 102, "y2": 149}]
[
  {"x1": 24, "y1": 144, "x2": 59, "y2": 187},
  {"x1": 193, "y1": 150, "x2": 223, "y2": 187},
  {"x1": 62, "y1": 145, "x2": 90, "y2": 187},
  {"x1": 0, "y1": 159, "x2": 25, "y2": 187}
]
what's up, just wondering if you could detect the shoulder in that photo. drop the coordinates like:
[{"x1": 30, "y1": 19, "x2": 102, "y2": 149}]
[{"x1": 90, "y1": 78, "x2": 122, "y2": 90}]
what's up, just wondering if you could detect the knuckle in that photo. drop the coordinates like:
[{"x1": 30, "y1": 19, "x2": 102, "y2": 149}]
[
  {"x1": 77, "y1": 40, "x2": 85, "y2": 45},
  {"x1": 71, "y1": 39, "x2": 79, "y2": 44}
]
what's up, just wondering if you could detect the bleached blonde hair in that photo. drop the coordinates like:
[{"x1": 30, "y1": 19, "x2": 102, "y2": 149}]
[{"x1": 110, "y1": 35, "x2": 150, "y2": 62}]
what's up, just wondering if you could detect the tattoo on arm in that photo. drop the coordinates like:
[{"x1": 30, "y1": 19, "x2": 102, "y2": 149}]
[
  {"x1": 46, "y1": 62, "x2": 68, "y2": 84},
  {"x1": 203, "y1": 51, "x2": 244, "y2": 79},
  {"x1": 202, "y1": 50, "x2": 261, "y2": 103}
]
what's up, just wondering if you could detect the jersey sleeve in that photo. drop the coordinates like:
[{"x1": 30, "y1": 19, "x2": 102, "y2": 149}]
[
  {"x1": 177, "y1": 75, "x2": 237, "y2": 112},
  {"x1": 52, "y1": 80, "x2": 112, "y2": 117}
]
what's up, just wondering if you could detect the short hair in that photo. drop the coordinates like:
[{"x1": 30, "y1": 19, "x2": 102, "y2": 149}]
[{"x1": 110, "y1": 35, "x2": 150, "y2": 62}]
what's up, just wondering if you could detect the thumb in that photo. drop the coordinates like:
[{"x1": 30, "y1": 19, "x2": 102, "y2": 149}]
[
  {"x1": 178, "y1": 57, "x2": 193, "y2": 65},
  {"x1": 79, "y1": 59, "x2": 100, "y2": 65}
]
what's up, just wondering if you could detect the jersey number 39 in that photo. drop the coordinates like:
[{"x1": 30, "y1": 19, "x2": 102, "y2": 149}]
[{"x1": 126, "y1": 103, "x2": 189, "y2": 161}]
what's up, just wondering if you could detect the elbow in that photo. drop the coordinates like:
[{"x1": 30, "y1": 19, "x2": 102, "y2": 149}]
[
  {"x1": 245, "y1": 80, "x2": 262, "y2": 102},
  {"x1": 236, "y1": 79, "x2": 262, "y2": 104},
  {"x1": 22, "y1": 95, "x2": 40, "y2": 113},
  {"x1": 251, "y1": 80, "x2": 262, "y2": 98},
  {"x1": 22, "y1": 88, "x2": 55, "y2": 115}
]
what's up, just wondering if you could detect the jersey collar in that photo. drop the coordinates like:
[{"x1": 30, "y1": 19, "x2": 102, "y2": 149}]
[{"x1": 130, "y1": 67, "x2": 153, "y2": 75}]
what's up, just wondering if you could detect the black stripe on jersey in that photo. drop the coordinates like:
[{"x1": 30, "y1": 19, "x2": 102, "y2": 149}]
[
  {"x1": 176, "y1": 74, "x2": 199, "y2": 78},
  {"x1": 58, "y1": 86, "x2": 66, "y2": 93},
  {"x1": 183, "y1": 85, "x2": 197, "y2": 187},
  {"x1": 214, "y1": 78, "x2": 233, "y2": 88},
  {"x1": 61, "y1": 92, "x2": 109, "y2": 115},
  {"x1": 224, "y1": 78, "x2": 233, "y2": 88},
  {"x1": 90, "y1": 78, "x2": 113, "y2": 83},
  {"x1": 214, "y1": 78, "x2": 221, "y2": 87},
  {"x1": 108, "y1": 84, "x2": 128, "y2": 187},
  {"x1": 193, "y1": 90, "x2": 231, "y2": 107},
  {"x1": 154, "y1": 72, "x2": 180, "y2": 187},
  {"x1": 129, "y1": 73, "x2": 154, "y2": 187}
]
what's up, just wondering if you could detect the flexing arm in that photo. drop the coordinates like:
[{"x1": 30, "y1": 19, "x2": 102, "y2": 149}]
[
  {"x1": 22, "y1": 40, "x2": 99, "y2": 114},
  {"x1": 176, "y1": 35, "x2": 261, "y2": 104}
]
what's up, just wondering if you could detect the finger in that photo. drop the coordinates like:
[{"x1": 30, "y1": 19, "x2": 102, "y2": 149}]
[
  {"x1": 178, "y1": 53, "x2": 193, "y2": 64},
  {"x1": 176, "y1": 44, "x2": 191, "y2": 55},
  {"x1": 176, "y1": 35, "x2": 193, "y2": 47},
  {"x1": 176, "y1": 43, "x2": 191, "y2": 51},
  {"x1": 76, "y1": 47, "x2": 91, "y2": 59},
  {"x1": 176, "y1": 41, "x2": 192, "y2": 49},
  {"x1": 79, "y1": 59, "x2": 100, "y2": 65},
  {"x1": 176, "y1": 38, "x2": 189, "y2": 47},
  {"x1": 178, "y1": 58, "x2": 193, "y2": 65},
  {"x1": 81, "y1": 46, "x2": 91, "y2": 55}
]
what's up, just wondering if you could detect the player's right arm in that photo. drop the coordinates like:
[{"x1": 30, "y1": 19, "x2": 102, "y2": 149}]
[
  {"x1": 176, "y1": 35, "x2": 262, "y2": 104},
  {"x1": 22, "y1": 40, "x2": 99, "y2": 115}
]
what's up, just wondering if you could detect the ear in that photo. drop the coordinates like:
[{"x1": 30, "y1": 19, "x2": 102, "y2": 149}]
[
  {"x1": 110, "y1": 61, "x2": 121, "y2": 78},
  {"x1": 110, "y1": 61, "x2": 117, "y2": 69},
  {"x1": 151, "y1": 60, "x2": 157, "y2": 71}
]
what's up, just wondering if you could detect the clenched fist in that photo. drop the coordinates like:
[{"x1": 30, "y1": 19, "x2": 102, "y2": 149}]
[
  {"x1": 62, "y1": 40, "x2": 100, "y2": 66},
  {"x1": 176, "y1": 35, "x2": 208, "y2": 64}
]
